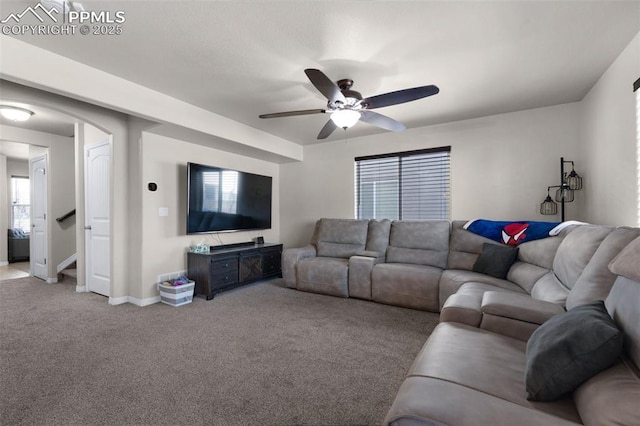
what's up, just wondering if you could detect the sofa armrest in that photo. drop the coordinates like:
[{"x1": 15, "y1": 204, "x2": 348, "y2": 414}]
[
  {"x1": 357, "y1": 250, "x2": 385, "y2": 261},
  {"x1": 282, "y1": 245, "x2": 317, "y2": 288},
  {"x1": 479, "y1": 291, "x2": 565, "y2": 341},
  {"x1": 349, "y1": 255, "x2": 383, "y2": 300},
  {"x1": 440, "y1": 293, "x2": 483, "y2": 326},
  {"x1": 481, "y1": 291, "x2": 565, "y2": 324}
]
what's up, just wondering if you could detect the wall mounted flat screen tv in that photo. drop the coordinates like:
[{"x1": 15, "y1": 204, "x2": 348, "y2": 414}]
[{"x1": 187, "y1": 162, "x2": 272, "y2": 234}]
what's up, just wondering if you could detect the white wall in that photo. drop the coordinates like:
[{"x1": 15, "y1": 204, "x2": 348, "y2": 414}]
[
  {"x1": 138, "y1": 131, "x2": 280, "y2": 300},
  {"x1": 0, "y1": 82, "x2": 129, "y2": 298},
  {"x1": 580, "y1": 31, "x2": 640, "y2": 227},
  {"x1": 0, "y1": 36, "x2": 302, "y2": 163},
  {"x1": 280, "y1": 102, "x2": 583, "y2": 247},
  {"x1": 0, "y1": 126, "x2": 76, "y2": 276},
  {"x1": 7, "y1": 158, "x2": 28, "y2": 176},
  {"x1": 2, "y1": 31, "x2": 636, "y2": 304},
  {"x1": 0, "y1": 155, "x2": 7, "y2": 264}
]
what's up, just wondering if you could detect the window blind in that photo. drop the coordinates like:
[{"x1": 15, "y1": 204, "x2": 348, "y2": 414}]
[{"x1": 355, "y1": 147, "x2": 451, "y2": 220}]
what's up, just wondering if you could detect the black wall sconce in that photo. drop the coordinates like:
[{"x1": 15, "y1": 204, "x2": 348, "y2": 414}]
[{"x1": 540, "y1": 157, "x2": 583, "y2": 221}]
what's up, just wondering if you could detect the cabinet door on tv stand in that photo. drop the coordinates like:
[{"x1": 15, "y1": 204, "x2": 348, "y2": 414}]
[
  {"x1": 262, "y1": 246, "x2": 282, "y2": 277},
  {"x1": 240, "y1": 253, "x2": 262, "y2": 283}
]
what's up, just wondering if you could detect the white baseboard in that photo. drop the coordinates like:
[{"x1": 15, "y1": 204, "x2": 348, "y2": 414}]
[
  {"x1": 0, "y1": 261, "x2": 8, "y2": 266},
  {"x1": 57, "y1": 253, "x2": 77, "y2": 273},
  {"x1": 108, "y1": 296, "x2": 160, "y2": 306},
  {"x1": 108, "y1": 296, "x2": 129, "y2": 305},
  {"x1": 126, "y1": 295, "x2": 161, "y2": 306},
  {"x1": 76, "y1": 285, "x2": 87, "y2": 292},
  {"x1": 47, "y1": 277, "x2": 58, "y2": 284}
]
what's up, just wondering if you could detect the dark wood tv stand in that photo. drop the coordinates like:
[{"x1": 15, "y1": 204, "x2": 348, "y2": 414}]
[{"x1": 187, "y1": 243, "x2": 282, "y2": 300}]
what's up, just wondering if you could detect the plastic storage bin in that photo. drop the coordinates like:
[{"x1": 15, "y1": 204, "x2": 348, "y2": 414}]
[{"x1": 158, "y1": 281, "x2": 195, "y2": 307}]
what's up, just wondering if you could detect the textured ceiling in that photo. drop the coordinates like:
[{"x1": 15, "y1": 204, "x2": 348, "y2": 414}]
[{"x1": 1, "y1": 0, "x2": 639, "y2": 145}]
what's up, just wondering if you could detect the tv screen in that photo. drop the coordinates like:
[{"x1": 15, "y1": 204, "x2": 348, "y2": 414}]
[{"x1": 187, "y1": 162, "x2": 272, "y2": 234}]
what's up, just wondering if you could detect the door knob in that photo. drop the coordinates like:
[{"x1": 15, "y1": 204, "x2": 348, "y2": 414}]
[{"x1": 84, "y1": 225, "x2": 92, "y2": 230}]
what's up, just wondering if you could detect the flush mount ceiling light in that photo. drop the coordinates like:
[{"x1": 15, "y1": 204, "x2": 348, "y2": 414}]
[
  {"x1": 330, "y1": 109, "x2": 361, "y2": 129},
  {"x1": 0, "y1": 106, "x2": 34, "y2": 122}
]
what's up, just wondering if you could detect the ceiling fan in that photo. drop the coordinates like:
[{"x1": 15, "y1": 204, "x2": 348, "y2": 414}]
[{"x1": 259, "y1": 68, "x2": 439, "y2": 139}]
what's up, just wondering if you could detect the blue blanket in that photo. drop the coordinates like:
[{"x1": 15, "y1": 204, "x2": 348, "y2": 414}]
[{"x1": 464, "y1": 219, "x2": 563, "y2": 245}]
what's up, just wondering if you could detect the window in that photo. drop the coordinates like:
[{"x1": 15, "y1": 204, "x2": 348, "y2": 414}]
[
  {"x1": 355, "y1": 147, "x2": 451, "y2": 220},
  {"x1": 11, "y1": 176, "x2": 30, "y2": 233}
]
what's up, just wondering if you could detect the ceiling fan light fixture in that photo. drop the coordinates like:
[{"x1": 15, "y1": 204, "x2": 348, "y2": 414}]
[
  {"x1": 0, "y1": 106, "x2": 34, "y2": 122},
  {"x1": 330, "y1": 109, "x2": 361, "y2": 129}
]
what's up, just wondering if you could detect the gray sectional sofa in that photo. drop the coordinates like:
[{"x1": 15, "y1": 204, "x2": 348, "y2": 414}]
[{"x1": 282, "y1": 218, "x2": 640, "y2": 425}]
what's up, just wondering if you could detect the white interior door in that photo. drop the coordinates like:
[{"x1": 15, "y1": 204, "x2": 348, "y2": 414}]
[
  {"x1": 85, "y1": 142, "x2": 110, "y2": 297},
  {"x1": 30, "y1": 155, "x2": 48, "y2": 281}
]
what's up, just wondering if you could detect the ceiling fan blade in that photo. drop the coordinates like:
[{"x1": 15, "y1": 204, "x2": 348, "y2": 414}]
[
  {"x1": 317, "y1": 119, "x2": 338, "y2": 139},
  {"x1": 359, "y1": 110, "x2": 406, "y2": 132},
  {"x1": 259, "y1": 109, "x2": 326, "y2": 119},
  {"x1": 304, "y1": 69, "x2": 347, "y2": 105},
  {"x1": 362, "y1": 85, "x2": 439, "y2": 109}
]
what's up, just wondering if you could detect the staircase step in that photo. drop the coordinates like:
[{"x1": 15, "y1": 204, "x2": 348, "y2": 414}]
[
  {"x1": 61, "y1": 268, "x2": 77, "y2": 278},
  {"x1": 60, "y1": 268, "x2": 77, "y2": 284}
]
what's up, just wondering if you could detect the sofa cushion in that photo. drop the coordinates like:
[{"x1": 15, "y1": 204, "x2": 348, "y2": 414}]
[
  {"x1": 507, "y1": 261, "x2": 553, "y2": 294},
  {"x1": 525, "y1": 301, "x2": 623, "y2": 402},
  {"x1": 408, "y1": 322, "x2": 581, "y2": 422},
  {"x1": 386, "y1": 220, "x2": 449, "y2": 268},
  {"x1": 566, "y1": 226, "x2": 640, "y2": 310},
  {"x1": 438, "y1": 269, "x2": 525, "y2": 309},
  {"x1": 365, "y1": 219, "x2": 391, "y2": 255},
  {"x1": 517, "y1": 230, "x2": 569, "y2": 270},
  {"x1": 372, "y1": 263, "x2": 442, "y2": 312},
  {"x1": 609, "y1": 234, "x2": 640, "y2": 283},
  {"x1": 552, "y1": 225, "x2": 613, "y2": 290},
  {"x1": 315, "y1": 218, "x2": 369, "y2": 258},
  {"x1": 607, "y1": 235, "x2": 640, "y2": 367},
  {"x1": 530, "y1": 272, "x2": 570, "y2": 305},
  {"x1": 573, "y1": 358, "x2": 640, "y2": 426},
  {"x1": 447, "y1": 220, "x2": 570, "y2": 272},
  {"x1": 447, "y1": 221, "x2": 493, "y2": 270},
  {"x1": 385, "y1": 376, "x2": 581, "y2": 426},
  {"x1": 296, "y1": 257, "x2": 350, "y2": 297},
  {"x1": 472, "y1": 243, "x2": 518, "y2": 279},
  {"x1": 569, "y1": 236, "x2": 640, "y2": 426}
]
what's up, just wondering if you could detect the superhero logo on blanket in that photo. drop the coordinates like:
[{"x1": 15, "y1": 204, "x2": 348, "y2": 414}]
[{"x1": 464, "y1": 219, "x2": 584, "y2": 245}]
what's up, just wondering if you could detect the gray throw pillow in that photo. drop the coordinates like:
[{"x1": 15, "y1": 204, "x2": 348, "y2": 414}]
[
  {"x1": 472, "y1": 243, "x2": 518, "y2": 279},
  {"x1": 525, "y1": 301, "x2": 623, "y2": 401}
]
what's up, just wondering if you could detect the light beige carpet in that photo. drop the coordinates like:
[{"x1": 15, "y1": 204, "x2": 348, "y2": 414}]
[{"x1": 0, "y1": 277, "x2": 438, "y2": 425}]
